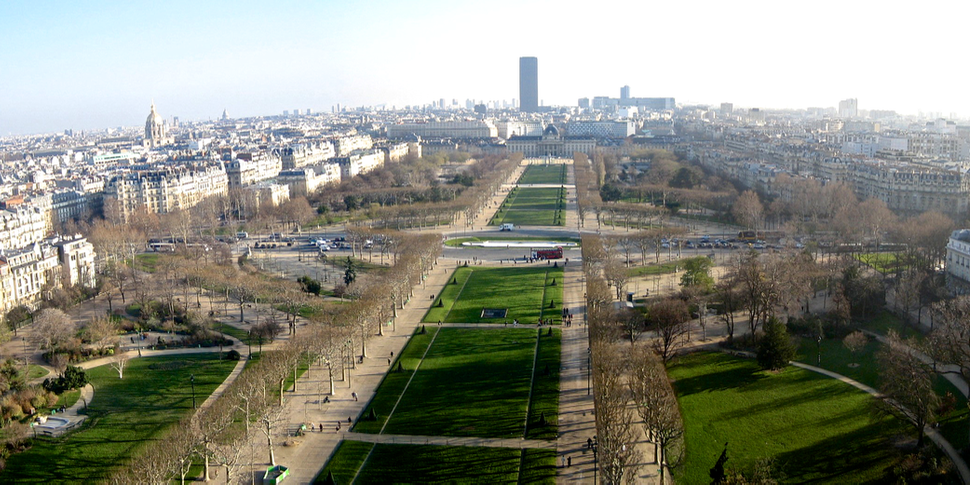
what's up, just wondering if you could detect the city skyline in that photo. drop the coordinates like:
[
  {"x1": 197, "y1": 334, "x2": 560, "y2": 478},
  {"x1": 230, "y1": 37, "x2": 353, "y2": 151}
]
[{"x1": 2, "y1": 0, "x2": 969, "y2": 135}]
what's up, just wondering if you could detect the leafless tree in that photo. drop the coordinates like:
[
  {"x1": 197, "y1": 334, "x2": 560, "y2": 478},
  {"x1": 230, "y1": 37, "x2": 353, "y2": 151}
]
[
  {"x1": 109, "y1": 353, "x2": 129, "y2": 379},
  {"x1": 875, "y1": 331, "x2": 938, "y2": 448},
  {"x1": 649, "y1": 298, "x2": 690, "y2": 364}
]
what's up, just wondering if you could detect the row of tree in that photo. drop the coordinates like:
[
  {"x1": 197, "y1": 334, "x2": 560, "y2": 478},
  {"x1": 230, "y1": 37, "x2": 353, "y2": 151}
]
[{"x1": 112, "y1": 231, "x2": 442, "y2": 483}]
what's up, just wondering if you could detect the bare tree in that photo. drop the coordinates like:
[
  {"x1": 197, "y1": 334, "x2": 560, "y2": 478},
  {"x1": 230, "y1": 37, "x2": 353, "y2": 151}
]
[
  {"x1": 875, "y1": 331, "x2": 938, "y2": 448},
  {"x1": 84, "y1": 316, "x2": 118, "y2": 353},
  {"x1": 109, "y1": 353, "x2": 129, "y2": 379},
  {"x1": 629, "y1": 345, "x2": 683, "y2": 484},
  {"x1": 732, "y1": 190, "x2": 763, "y2": 230},
  {"x1": 34, "y1": 308, "x2": 76, "y2": 351},
  {"x1": 592, "y1": 342, "x2": 641, "y2": 484},
  {"x1": 650, "y1": 298, "x2": 690, "y2": 364}
]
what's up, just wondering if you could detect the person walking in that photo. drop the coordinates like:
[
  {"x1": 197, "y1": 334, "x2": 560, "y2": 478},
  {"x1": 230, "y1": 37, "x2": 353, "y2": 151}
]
[{"x1": 352, "y1": 392, "x2": 358, "y2": 401}]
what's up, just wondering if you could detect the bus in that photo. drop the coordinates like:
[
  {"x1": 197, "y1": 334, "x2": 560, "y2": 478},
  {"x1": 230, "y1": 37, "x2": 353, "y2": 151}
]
[
  {"x1": 738, "y1": 231, "x2": 758, "y2": 242},
  {"x1": 532, "y1": 247, "x2": 563, "y2": 260}
]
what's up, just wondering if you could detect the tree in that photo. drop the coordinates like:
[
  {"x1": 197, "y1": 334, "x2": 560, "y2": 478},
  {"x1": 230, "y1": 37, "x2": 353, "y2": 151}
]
[
  {"x1": 343, "y1": 257, "x2": 358, "y2": 286},
  {"x1": 732, "y1": 190, "x2": 763, "y2": 230},
  {"x1": 649, "y1": 298, "x2": 690, "y2": 364},
  {"x1": 33, "y1": 308, "x2": 75, "y2": 351},
  {"x1": 84, "y1": 316, "x2": 118, "y2": 353},
  {"x1": 592, "y1": 342, "x2": 641, "y2": 484},
  {"x1": 756, "y1": 318, "x2": 795, "y2": 370},
  {"x1": 680, "y1": 256, "x2": 714, "y2": 292},
  {"x1": 875, "y1": 331, "x2": 938, "y2": 448},
  {"x1": 629, "y1": 345, "x2": 684, "y2": 484},
  {"x1": 109, "y1": 353, "x2": 129, "y2": 379},
  {"x1": 714, "y1": 279, "x2": 741, "y2": 342}
]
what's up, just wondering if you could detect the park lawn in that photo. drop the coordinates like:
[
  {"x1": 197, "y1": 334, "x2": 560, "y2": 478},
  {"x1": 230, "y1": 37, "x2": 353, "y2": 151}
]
[
  {"x1": 444, "y1": 236, "x2": 580, "y2": 248},
  {"x1": 858, "y1": 311, "x2": 924, "y2": 341},
  {"x1": 317, "y1": 441, "x2": 556, "y2": 484},
  {"x1": 492, "y1": 187, "x2": 565, "y2": 227},
  {"x1": 377, "y1": 328, "x2": 539, "y2": 438},
  {"x1": 856, "y1": 252, "x2": 907, "y2": 275},
  {"x1": 2, "y1": 354, "x2": 236, "y2": 483},
  {"x1": 526, "y1": 329, "x2": 561, "y2": 440},
  {"x1": 26, "y1": 364, "x2": 49, "y2": 380},
  {"x1": 496, "y1": 210, "x2": 560, "y2": 227},
  {"x1": 424, "y1": 266, "x2": 563, "y2": 324},
  {"x1": 670, "y1": 352, "x2": 909, "y2": 484},
  {"x1": 518, "y1": 165, "x2": 566, "y2": 185},
  {"x1": 215, "y1": 322, "x2": 252, "y2": 344},
  {"x1": 626, "y1": 260, "x2": 683, "y2": 277},
  {"x1": 133, "y1": 253, "x2": 161, "y2": 273},
  {"x1": 423, "y1": 267, "x2": 474, "y2": 324},
  {"x1": 352, "y1": 328, "x2": 438, "y2": 434},
  {"x1": 314, "y1": 440, "x2": 374, "y2": 484},
  {"x1": 794, "y1": 332, "x2": 969, "y2": 453}
]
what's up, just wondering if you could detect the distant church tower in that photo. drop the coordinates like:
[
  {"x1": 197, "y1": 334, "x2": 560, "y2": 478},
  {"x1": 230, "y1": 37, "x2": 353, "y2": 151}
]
[{"x1": 145, "y1": 101, "x2": 167, "y2": 148}]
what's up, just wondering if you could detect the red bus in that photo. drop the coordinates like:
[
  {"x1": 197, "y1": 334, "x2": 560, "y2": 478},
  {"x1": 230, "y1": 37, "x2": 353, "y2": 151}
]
[{"x1": 533, "y1": 247, "x2": 563, "y2": 260}]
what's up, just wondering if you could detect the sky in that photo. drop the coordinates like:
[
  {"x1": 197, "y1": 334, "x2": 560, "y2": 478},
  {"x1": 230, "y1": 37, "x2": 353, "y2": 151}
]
[{"x1": 1, "y1": 0, "x2": 968, "y2": 135}]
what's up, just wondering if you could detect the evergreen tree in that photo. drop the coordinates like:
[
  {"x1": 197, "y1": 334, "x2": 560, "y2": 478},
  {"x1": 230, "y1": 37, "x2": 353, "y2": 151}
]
[{"x1": 757, "y1": 317, "x2": 795, "y2": 370}]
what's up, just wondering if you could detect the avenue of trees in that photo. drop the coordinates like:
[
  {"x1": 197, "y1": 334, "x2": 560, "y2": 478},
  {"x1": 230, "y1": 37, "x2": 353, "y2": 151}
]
[{"x1": 111, "y1": 231, "x2": 442, "y2": 484}]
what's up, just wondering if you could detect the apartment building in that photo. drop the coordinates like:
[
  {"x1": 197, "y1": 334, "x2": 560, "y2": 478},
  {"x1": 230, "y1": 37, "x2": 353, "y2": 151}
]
[{"x1": 104, "y1": 165, "x2": 229, "y2": 220}]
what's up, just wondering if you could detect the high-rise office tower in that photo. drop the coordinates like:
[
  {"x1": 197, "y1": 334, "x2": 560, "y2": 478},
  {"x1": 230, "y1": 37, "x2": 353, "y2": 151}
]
[
  {"x1": 519, "y1": 57, "x2": 538, "y2": 113},
  {"x1": 620, "y1": 85, "x2": 630, "y2": 100}
]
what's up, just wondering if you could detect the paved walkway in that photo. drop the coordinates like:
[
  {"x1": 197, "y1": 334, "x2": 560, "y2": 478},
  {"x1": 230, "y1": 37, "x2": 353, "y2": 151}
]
[{"x1": 31, "y1": 383, "x2": 93, "y2": 438}]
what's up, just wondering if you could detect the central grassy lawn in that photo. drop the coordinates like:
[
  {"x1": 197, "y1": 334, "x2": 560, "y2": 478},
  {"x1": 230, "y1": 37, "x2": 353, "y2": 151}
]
[
  {"x1": 2, "y1": 353, "x2": 237, "y2": 483},
  {"x1": 357, "y1": 328, "x2": 540, "y2": 438},
  {"x1": 492, "y1": 187, "x2": 565, "y2": 227},
  {"x1": 424, "y1": 266, "x2": 563, "y2": 324},
  {"x1": 670, "y1": 352, "x2": 909, "y2": 484},
  {"x1": 526, "y1": 328, "x2": 561, "y2": 440},
  {"x1": 518, "y1": 164, "x2": 566, "y2": 185},
  {"x1": 315, "y1": 441, "x2": 556, "y2": 484}
]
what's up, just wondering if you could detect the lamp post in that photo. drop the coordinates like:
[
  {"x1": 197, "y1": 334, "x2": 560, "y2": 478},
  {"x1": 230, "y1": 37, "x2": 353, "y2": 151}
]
[
  {"x1": 587, "y1": 347, "x2": 591, "y2": 396},
  {"x1": 816, "y1": 334, "x2": 822, "y2": 367},
  {"x1": 190, "y1": 374, "x2": 196, "y2": 409},
  {"x1": 22, "y1": 337, "x2": 27, "y2": 367}
]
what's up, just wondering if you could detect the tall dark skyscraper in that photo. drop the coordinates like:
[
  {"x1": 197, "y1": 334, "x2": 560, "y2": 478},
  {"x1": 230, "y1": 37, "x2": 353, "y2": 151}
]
[
  {"x1": 519, "y1": 57, "x2": 538, "y2": 113},
  {"x1": 620, "y1": 85, "x2": 630, "y2": 100}
]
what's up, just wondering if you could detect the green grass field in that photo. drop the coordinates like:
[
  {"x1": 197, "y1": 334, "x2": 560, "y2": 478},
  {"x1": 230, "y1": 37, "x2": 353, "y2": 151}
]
[
  {"x1": 26, "y1": 364, "x2": 49, "y2": 380},
  {"x1": 855, "y1": 252, "x2": 907, "y2": 275},
  {"x1": 670, "y1": 352, "x2": 909, "y2": 484},
  {"x1": 424, "y1": 266, "x2": 563, "y2": 324},
  {"x1": 355, "y1": 327, "x2": 552, "y2": 439},
  {"x1": 315, "y1": 441, "x2": 556, "y2": 484},
  {"x1": 518, "y1": 164, "x2": 566, "y2": 185},
  {"x1": 491, "y1": 187, "x2": 565, "y2": 227},
  {"x1": 2, "y1": 354, "x2": 236, "y2": 483},
  {"x1": 444, "y1": 236, "x2": 580, "y2": 248},
  {"x1": 794, "y1": 325, "x2": 968, "y2": 452},
  {"x1": 526, "y1": 328, "x2": 561, "y2": 440}
]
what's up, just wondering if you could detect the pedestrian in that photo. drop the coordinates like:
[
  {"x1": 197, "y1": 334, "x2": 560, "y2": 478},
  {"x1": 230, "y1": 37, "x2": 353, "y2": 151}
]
[
  {"x1": 388, "y1": 358, "x2": 391, "y2": 365},
  {"x1": 587, "y1": 437, "x2": 593, "y2": 449},
  {"x1": 352, "y1": 392, "x2": 358, "y2": 401},
  {"x1": 561, "y1": 456, "x2": 566, "y2": 468},
  {"x1": 568, "y1": 456, "x2": 571, "y2": 467},
  {"x1": 348, "y1": 417, "x2": 352, "y2": 423},
  {"x1": 319, "y1": 423, "x2": 324, "y2": 432}
]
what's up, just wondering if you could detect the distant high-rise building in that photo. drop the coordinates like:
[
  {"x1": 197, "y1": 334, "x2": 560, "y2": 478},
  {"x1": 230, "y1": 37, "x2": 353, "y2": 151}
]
[
  {"x1": 519, "y1": 57, "x2": 538, "y2": 113},
  {"x1": 283, "y1": 110, "x2": 289, "y2": 117},
  {"x1": 720, "y1": 102, "x2": 733, "y2": 114},
  {"x1": 839, "y1": 98, "x2": 858, "y2": 118},
  {"x1": 578, "y1": 98, "x2": 590, "y2": 109},
  {"x1": 620, "y1": 85, "x2": 630, "y2": 100},
  {"x1": 293, "y1": 109, "x2": 301, "y2": 116}
]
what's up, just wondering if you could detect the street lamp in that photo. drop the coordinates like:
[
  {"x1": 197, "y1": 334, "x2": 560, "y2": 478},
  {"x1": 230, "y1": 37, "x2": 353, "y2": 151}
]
[
  {"x1": 816, "y1": 334, "x2": 822, "y2": 367},
  {"x1": 587, "y1": 347, "x2": 591, "y2": 396},
  {"x1": 190, "y1": 374, "x2": 196, "y2": 409},
  {"x1": 22, "y1": 337, "x2": 27, "y2": 367}
]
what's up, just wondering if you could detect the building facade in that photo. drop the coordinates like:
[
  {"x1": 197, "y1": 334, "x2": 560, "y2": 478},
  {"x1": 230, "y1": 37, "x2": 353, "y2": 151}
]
[{"x1": 519, "y1": 57, "x2": 538, "y2": 113}]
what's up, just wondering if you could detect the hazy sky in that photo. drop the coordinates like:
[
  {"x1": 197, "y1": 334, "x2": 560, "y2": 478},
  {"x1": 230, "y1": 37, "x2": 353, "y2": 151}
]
[{"x1": 1, "y1": 0, "x2": 967, "y2": 135}]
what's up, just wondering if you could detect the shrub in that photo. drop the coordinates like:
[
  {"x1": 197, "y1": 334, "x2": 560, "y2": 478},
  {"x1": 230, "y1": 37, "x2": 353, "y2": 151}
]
[{"x1": 226, "y1": 349, "x2": 241, "y2": 361}]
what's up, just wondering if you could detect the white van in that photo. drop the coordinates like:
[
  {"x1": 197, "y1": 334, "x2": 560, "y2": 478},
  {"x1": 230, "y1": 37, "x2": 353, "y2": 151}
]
[
  {"x1": 500, "y1": 223, "x2": 515, "y2": 231},
  {"x1": 236, "y1": 231, "x2": 249, "y2": 239}
]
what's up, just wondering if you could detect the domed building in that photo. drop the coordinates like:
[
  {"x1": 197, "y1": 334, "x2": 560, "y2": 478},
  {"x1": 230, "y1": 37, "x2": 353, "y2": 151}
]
[
  {"x1": 144, "y1": 101, "x2": 172, "y2": 148},
  {"x1": 506, "y1": 123, "x2": 595, "y2": 158}
]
